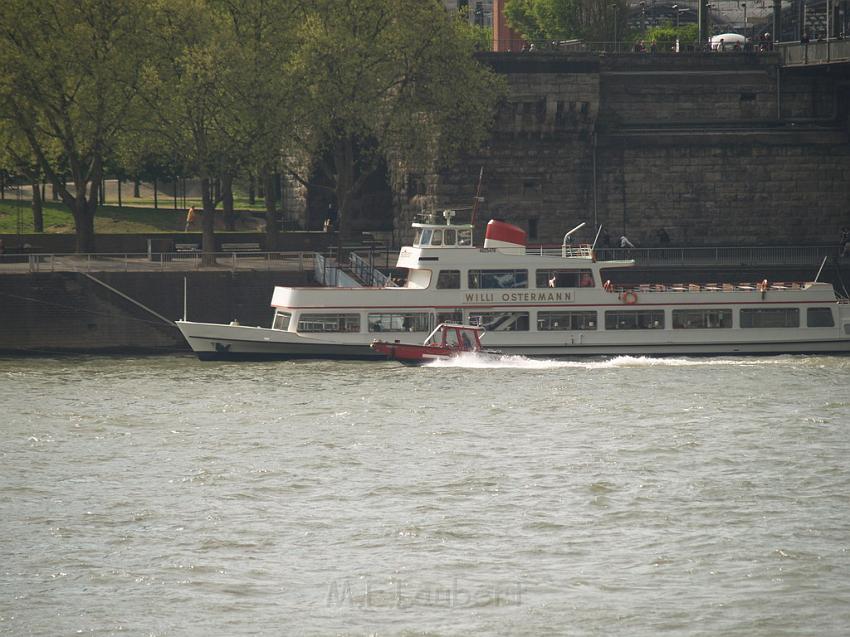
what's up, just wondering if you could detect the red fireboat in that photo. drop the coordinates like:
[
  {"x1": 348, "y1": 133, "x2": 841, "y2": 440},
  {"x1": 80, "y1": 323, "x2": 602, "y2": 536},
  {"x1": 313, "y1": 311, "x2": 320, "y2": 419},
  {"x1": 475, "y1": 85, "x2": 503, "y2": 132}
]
[{"x1": 370, "y1": 323, "x2": 489, "y2": 365}]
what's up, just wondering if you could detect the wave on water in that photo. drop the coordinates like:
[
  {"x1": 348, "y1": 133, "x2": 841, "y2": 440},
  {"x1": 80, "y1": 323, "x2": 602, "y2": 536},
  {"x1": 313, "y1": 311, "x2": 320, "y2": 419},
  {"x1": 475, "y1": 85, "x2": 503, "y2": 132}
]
[{"x1": 424, "y1": 353, "x2": 803, "y2": 370}]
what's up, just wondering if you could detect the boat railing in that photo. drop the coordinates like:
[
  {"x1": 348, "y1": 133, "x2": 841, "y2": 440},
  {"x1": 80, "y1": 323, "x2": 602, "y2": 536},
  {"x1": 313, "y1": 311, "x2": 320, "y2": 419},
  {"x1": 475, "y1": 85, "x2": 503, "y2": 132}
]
[
  {"x1": 525, "y1": 244, "x2": 839, "y2": 265},
  {"x1": 603, "y1": 280, "x2": 809, "y2": 295},
  {"x1": 349, "y1": 252, "x2": 394, "y2": 287},
  {"x1": 314, "y1": 253, "x2": 363, "y2": 287},
  {"x1": 593, "y1": 245, "x2": 838, "y2": 266},
  {"x1": 412, "y1": 209, "x2": 473, "y2": 226},
  {"x1": 530, "y1": 245, "x2": 595, "y2": 258},
  {"x1": 0, "y1": 251, "x2": 313, "y2": 274}
]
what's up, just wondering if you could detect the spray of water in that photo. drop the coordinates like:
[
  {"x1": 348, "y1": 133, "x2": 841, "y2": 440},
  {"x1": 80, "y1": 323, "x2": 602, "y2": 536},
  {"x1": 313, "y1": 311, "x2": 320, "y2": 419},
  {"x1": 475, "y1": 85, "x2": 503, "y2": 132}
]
[{"x1": 424, "y1": 353, "x2": 799, "y2": 370}]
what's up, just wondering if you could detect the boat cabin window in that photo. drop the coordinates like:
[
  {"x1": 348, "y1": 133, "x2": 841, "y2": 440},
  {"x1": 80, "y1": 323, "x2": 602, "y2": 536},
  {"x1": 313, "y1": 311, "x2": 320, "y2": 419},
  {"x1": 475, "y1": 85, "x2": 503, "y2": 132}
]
[
  {"x1": 298, "y1": 313, "x2": 360, "y2": 333},
  {"x1": 415, "y1": 227, "x2": 463, "y2": 247},
  {"x1": 468, "y1": 269, "x2": 528, "y2": 289},
  {"x1": 437, "y1": 310, "x2": 463, "y2": 324},
  {"x1": 740, "y1": 308, "x2": 799, "y2": 328},
  {"x1": 468, "y1": 311, "x2": 529, "y2": 331},
  {"x1": 536, "y1": 269, "x2": 595, "y2": 288},
  {"x1": 444, "y1": 329, "x2": 460, "y2": 348},
  {"x1": 807, "y1": 307, "x2": 835, "y2": 327},
  {"x1": 537, "y1": 311, "x2": 597, "y2": 331},
  {"x1": 672, "y1": 309, "x2": 732, "y2": 329},
  {"x1": 368, "y1": 312, "x2": 431, "y2": 333},
  {"x1": 605, "y1": 310, "x2": 665, "y2": 330},
  {"x1": 436, "y1": 270, "x2": 460, "y2": 289},
  {"x1": 272, "y1": 312, "x2": 292, "y2": 331}
]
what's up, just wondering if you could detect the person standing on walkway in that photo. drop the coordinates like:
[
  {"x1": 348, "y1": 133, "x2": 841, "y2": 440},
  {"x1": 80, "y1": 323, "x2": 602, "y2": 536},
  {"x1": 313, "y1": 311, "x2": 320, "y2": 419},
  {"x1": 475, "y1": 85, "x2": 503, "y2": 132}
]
[{"x1": 184, "y1": 206, "x2": 198, "y2": 232}]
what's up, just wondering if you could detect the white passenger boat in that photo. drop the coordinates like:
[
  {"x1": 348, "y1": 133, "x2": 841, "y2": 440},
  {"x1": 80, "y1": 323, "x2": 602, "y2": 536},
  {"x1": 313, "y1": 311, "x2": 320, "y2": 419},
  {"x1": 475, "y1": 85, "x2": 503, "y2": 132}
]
[{"x1": 176, "y1": 212, "x2": 850, "y2": 360}]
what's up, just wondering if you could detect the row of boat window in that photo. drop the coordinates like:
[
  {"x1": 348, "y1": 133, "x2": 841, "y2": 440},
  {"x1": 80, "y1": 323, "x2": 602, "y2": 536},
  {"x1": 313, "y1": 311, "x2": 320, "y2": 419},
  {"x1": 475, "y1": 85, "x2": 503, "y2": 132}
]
[
  {"x1": 414, "y1": 227, "x2": 473, "y2": 247},
  {"x1": 437, "y1": 269, "x2": 595, "y2": 289},
  {"x1": 273, "y1": 307, "x2": 835, "y2": 333}
]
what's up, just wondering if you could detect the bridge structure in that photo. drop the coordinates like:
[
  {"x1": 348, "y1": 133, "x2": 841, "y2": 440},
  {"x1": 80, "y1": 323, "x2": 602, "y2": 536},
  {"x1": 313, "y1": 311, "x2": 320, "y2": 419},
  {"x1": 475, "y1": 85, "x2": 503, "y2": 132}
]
[{"x1": 777, "y1": 38, "x2": 850, "y2": 65}]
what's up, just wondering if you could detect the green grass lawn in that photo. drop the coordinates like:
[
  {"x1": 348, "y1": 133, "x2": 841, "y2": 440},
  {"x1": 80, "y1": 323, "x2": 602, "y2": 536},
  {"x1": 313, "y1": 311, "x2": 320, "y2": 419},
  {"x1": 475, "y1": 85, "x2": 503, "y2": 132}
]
[{"x1": 0, "y1": 198, "x2": 266, "y2": 234}]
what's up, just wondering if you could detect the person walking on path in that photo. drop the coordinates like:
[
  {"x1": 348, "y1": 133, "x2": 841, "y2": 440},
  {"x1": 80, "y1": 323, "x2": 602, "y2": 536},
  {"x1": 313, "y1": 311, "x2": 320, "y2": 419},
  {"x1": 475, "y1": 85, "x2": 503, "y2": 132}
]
[{"x1": 184, "y1": 206, "x2": 198, "y2": 232}]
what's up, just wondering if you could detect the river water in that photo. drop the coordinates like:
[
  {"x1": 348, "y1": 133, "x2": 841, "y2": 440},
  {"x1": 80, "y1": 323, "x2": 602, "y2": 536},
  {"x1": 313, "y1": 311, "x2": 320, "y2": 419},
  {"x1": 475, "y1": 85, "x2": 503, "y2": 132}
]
[{"x1": 1, "y1": 354, "x2": 849, "y2": 636}]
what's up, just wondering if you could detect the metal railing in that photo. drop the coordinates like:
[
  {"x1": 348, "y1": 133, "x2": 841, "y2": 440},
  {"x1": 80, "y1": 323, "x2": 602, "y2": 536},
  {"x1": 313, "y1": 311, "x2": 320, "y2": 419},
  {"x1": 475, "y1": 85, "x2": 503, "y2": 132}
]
[
  {"x1": 492, "y1": 39, "x2": 782, "y2": 55},
  {"x1": 349, "y1": 252, "x2": 394, "y2": 287},
  {"x1": 0, "y1": 245, "x2": 843, "y2": 274},
  {"x1": 314, "y1": 254, "x2": 361, "y2": 287},
  {"x1": 0, "y1": 251, "x2": 311, "y2": 274},
  {"x1": 593, "y1": 245, "x2": 840, "y2": 266},
  {"x1": 777, "y1": 39, "x2": 850, "y2": 66}
]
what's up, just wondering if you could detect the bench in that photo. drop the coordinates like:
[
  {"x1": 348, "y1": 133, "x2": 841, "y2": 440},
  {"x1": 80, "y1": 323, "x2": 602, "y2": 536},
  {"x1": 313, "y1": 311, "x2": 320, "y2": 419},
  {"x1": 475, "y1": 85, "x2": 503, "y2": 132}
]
[
  {"x1": 172, "y1": 243, "x2": 200, "y2": 259},
  {"x1": 221, "y1": 242, "x2": 261, "y2": 253}
]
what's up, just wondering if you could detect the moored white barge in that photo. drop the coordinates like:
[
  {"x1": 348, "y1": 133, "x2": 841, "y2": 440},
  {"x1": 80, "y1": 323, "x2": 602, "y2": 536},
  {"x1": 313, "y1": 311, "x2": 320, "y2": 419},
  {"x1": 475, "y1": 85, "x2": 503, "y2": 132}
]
[{"x1": 176, "y1": 214, "x2": 850, "y2": 360}]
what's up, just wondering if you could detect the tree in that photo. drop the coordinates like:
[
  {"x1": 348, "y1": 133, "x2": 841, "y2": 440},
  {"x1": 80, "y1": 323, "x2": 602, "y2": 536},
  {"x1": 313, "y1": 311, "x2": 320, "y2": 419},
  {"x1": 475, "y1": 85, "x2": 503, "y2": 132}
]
[
  {"x1": 639, "y1": 22, "x2": 699, "y2": 52},
  {"x1": 213, "y1": 0, "x2": 302, "y2": 249},
  {"x1": 290, "y1": 0, "x2": 504, "y2": 238},
  {"x1": 504, "y1": 0, "x2": 629, "y2": 48},
  {"x1": 0, "y1": 120, "x2": 47, "y2": 231},
  {"x1": 0, "y1": 0, "x2": 156, "y2": 252},
  {"x1": 141, "y1": 0, "x2": 247, "y2": 258}
]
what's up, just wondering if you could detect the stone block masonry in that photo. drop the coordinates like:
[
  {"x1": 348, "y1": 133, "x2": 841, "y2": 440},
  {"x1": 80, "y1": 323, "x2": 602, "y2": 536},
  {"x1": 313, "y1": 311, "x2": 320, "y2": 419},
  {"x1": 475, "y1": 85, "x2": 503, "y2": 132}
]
[{"x1": 426, "y1": 52, "x2": 850, "y2": 248}]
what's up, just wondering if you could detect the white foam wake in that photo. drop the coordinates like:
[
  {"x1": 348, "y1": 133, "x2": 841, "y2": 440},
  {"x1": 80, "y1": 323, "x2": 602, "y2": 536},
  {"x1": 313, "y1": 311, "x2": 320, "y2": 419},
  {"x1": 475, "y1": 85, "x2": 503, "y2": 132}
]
[{"x1": 424, "y1": 353, "x2": 795, "y2": 370}]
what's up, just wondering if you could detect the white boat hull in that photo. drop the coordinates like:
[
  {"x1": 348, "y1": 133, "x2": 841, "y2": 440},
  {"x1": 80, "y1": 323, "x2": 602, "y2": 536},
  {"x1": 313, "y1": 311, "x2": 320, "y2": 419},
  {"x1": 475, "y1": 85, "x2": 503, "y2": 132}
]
[
  {"x1": 176, "y1": 321, "x2": 382, "y2": 360},
  {"x1": 177, "y1": 320, "x2": 850, "y2": 360}
]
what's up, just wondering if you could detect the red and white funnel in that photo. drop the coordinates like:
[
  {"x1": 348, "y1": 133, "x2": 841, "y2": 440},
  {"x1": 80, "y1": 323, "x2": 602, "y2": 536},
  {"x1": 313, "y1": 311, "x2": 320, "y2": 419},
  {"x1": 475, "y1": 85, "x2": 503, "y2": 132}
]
[{"x1": 483, "y1": 219, "x2": 527, "y2": 249}]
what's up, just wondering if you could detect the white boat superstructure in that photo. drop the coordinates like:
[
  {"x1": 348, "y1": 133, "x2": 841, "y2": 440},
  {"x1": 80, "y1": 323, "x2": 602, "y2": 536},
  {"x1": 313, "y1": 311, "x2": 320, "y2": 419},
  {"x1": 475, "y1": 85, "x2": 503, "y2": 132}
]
[{"x1": 176, "y1": 213, "x2": 850, "y2": 360}]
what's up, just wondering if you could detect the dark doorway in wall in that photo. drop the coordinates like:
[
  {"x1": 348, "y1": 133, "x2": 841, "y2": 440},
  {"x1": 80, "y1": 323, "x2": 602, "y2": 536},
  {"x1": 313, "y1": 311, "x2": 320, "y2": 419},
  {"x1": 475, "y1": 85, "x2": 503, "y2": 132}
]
[
  {"x1": 528, "y1": 217, "x2": 539, "y2": 240},
  {"x1": 305, "y1": 143, "x2": 394, "y2": 232}
]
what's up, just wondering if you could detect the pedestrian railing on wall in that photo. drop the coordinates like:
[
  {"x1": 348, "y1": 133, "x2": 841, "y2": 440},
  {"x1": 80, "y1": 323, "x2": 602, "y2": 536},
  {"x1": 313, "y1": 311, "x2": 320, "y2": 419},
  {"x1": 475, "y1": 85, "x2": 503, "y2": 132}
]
[
  {"x1": 0, "y1": 251, "x2": 312, "y2": 274},
  {"x1": 777, "y1": 39, "x2": 850, "y2": 66},
  {"x1": 0, "y1": 245, "x2": 843, "y2": 275}
]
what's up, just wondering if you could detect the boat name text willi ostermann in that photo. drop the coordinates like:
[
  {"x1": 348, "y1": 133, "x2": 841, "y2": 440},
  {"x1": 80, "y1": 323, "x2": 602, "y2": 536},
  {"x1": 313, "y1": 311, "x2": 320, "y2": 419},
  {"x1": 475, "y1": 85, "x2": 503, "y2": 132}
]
[{"x1": 463, "y1": 291, "x2": 573, "y2": 304}]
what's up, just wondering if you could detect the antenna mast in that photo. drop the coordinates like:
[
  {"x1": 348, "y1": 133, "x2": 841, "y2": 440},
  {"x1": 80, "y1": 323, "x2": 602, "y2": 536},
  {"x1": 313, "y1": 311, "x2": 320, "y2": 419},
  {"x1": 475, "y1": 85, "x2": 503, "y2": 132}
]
[{"x1": 470, "y1": 167, "x2": 484, "y2": 228}]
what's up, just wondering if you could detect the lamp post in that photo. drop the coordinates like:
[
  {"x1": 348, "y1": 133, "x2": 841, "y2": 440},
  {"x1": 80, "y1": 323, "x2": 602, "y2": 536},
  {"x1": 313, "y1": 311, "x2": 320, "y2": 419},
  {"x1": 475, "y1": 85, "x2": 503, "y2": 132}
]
[
  {"x1": 826, "y1": 0, "x2": 830, "y2": 39},
  {"x1": 611, "y1": 4, "x2": 619, "y2": 52},
  {"x1": 707, "y1": 3, "x2": 713, "y2": 40},
  {"x1": 673, "y1": 3, "x2": 680, "y2": 28},
  {"x1": 741, "y1": 2, "x2": 747, "y2": 38}
]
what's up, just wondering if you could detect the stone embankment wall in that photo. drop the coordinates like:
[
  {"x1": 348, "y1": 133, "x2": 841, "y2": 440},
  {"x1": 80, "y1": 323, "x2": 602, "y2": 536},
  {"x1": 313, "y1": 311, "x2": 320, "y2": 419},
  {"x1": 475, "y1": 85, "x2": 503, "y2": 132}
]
[
  {"x1": 422, "y1": 53, "x2": 850, "y2": 248},
  {"x1": 0, "y1": 271, "x2": 310, "y2": 354}
]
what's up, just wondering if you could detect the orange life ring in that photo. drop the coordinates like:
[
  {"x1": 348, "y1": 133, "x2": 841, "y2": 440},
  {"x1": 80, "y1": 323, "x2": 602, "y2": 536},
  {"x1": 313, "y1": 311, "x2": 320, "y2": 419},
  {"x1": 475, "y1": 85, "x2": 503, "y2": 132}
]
[{"x1": 622, "y1": 291, "x2": 638, "y2": 305}]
